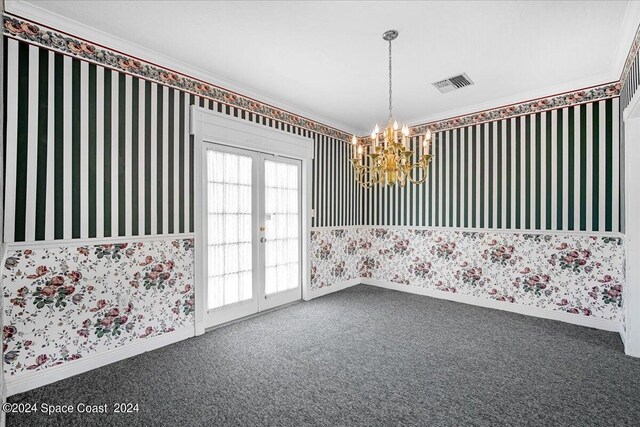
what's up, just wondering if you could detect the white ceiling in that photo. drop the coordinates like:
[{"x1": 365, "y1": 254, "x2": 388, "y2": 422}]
[{"x1": 7, "y1": 0, "x2": 640, "y2": 135}]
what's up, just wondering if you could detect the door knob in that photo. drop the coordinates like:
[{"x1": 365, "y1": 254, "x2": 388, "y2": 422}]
[{"x1": 260, "y1": 237, "x2": 267, "y2": 243}]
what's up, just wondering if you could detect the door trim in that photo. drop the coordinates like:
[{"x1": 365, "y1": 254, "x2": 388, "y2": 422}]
[{"x1": 191, "y1": 106, "x2": 314, "y2": 335}]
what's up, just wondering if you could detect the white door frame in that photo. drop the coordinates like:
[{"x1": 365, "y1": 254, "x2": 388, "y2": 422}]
[
  {"x1": 623, "y1": 93, "x2": 639, "y2": 357},
  {"x1": 190, "y1": 106, "x2": 314, "y2": 335}
]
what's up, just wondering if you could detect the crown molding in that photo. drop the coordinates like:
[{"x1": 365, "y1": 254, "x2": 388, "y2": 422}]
[{"x1": 3, "y1": 2, "x2": 359, "y2": 140}]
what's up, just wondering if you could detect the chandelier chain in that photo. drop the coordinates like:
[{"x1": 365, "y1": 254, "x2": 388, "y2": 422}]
[{"x1": 388, "y1": 39, "x2": 392, "y2": 119}]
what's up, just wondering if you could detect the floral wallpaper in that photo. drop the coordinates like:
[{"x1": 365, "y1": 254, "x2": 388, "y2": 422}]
[
  {"x1": 2, "y1": 238, "x2": 195, "y2": 376},
  {"x1": 310, "y1": 227, "x2": 625, "y2": 321},
  {"x1": 310, "y1": 228, "x2": 363, "y2": 290}
]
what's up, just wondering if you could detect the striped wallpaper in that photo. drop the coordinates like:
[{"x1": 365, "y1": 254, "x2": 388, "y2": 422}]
[
  {"x1": 621, "y1": 27, "x2": 640, "y2": 111},
  {"x1": 362, "y1": 99, "x2": 622, "y2": 233},
  {"x1": 3, "y1": 27, "x2": 628, "y2": 241},
  {"x1": 3, "y1": 38, "x2": 360, "y2": 243}
]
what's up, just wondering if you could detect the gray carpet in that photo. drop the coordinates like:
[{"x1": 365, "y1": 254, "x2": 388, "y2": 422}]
[{"x1": 6, "y1": 285, "x2": 640, "y2": 426}]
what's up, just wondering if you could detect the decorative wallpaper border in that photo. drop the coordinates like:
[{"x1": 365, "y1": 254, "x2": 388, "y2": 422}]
[
  {"x1": 410, "y1": 82, "x2": 620, "y2": 134},
  {"x1": 2, "y1": 14, "x2": 352, "y2": 142}
]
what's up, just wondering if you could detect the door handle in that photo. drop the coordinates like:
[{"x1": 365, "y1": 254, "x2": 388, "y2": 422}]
[{"x1": 260, "y1": 237, "x2": 267, "y2": 243}]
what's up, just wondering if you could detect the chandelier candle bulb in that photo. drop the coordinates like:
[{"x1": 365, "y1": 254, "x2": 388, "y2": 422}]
[{"x1": 402, "y1": 125, "x2": 409, "y2": 148}]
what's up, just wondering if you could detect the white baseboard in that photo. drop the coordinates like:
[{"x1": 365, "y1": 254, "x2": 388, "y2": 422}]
[
  {"x1": 5, "y1": 326, "x2": 194, "y2": 397},
  {"x1": 304, "y1": 278, "x2": 359, "y2": 301},
  {"x1": 195, "y1": 322, "x2": 206, "y2": 336},
  {"x1": 361, "y1": 278, "x2": 620, "y2": 332},
  {"x1": 620, "y1": 322, "x2": 627, "y2": 348}
]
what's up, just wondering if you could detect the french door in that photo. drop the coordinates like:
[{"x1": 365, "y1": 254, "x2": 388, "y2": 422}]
[{"x1": 204, "y1": 143, "x2": 301, "y2": 328}]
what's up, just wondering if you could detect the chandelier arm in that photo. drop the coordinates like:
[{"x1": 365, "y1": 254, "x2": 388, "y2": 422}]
[
  {"x1": 407, "y1": 161, "x2": 431, "y2": 184},
  {"x1": 354, "y1": 164, "x2": 378, "y2": 188}
]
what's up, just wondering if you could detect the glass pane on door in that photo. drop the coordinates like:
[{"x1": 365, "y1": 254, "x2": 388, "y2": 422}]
[
  {"x1": 264, "y1": 160, "x2": 299, "y2": 295},
  {"x1": 207, "y1": 150, "x2": 253, "y2": 309}
]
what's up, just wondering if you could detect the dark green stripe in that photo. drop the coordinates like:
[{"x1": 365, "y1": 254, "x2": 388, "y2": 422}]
[
  {"x1": 88, "y1": 63, "x2": 97, "y2": 238},
  {"x1": 103, "y1": 68, "x2": 112, "y2": 237},
  {"x1": 428, "y1": 137, "x2": 433, "y2": 226},
  {"x1": 441, "y1": 133, "x2": 446, "y2": 226},
  {"x1": 515, "y1": 118, "x2": 521, "y2": 229},
  {"x1": 448, "y1": 130, "x2": 454, "y2": 227},
  {"x1": 131, "y1": 77, "x2": 139, "y2": 235},
  {"x1": 488, "y1": 123, "x2": 494, "y2": 228},
  {"x1": 545, "y1": 111, "x2": 552, "y2": 229},
  {"x1": 179, "y1": 91, "x2": 185, "y2": 233},
  {"x1": 579, "y1": 104, "x2": 587, "y2": 231},
  {"x1": 556, "y1": 110, "x2": 564, "y2": 230},
  {"x1": 463, "y1": 127, "x2": 469, "y2": 228},
  {"x1": 479, "y1": 125, "x2": 485, "y2": 228},
  {"x1": 311, "y1": 135, "x2": 316, "y2": 227},
  {"x1": 189, "y1": 94, "x2": 195, "y2": 232},
  {"x1": 334, "y1": 137, "x2": 338, "y2": 226},
  {"x1": 144, "y1": 81, "x2": 152, "y2": 235},
  {"x1": 14, "y1": 43, "x2": 29, "y2": 242},
  {"x1": 605, "y1": 99, "x2": 613, "y2": 231},
  {"x1": 331, "y1": 136, "x2": 335, "y2": 226},
  {"x1": 471, "y1": 127, "x2": 477, "y2": 228},
  {"x1": 592, "y1": 103, "x2": 599, "y2": 231},
  {"x1": 323, "y1": 135, "x2": 328, "y2": 226},
  {"x1": 35, "y1": 48, "x2": 49, "y2": 241},
  {"x1": 535, "y1": 113, "x2": 541, "y2": 229},
  {"x1": 524, "y1": 115, "x2": 531, "y2": 230},
  {"x1": 118, "y1": 73, "x2": 126, "y2": 236},
  {"x1": 567, "y1": 107, "x2": 575, "y2": 230},
  {"x1": 71, "y1": 59, "x2": 81, "y2": 238},
  {"x1": 434, "y1": 134, "x2": 440, "y2": 226},
  {"x1": 506, "y1": 120, "x2": 512, "y2": 229},
  {"x1": 496, "y1": 121, "x2": 502, "y2": 229},
  {"x1": 54, "y1": 52, "x2": 65, "y2": 239},
  {"x1": 168, "y1": 88, "x2": 175, "y2": 233},
  {"x1": 157, "y1": 84, "x2": 164, "y2": 234}
]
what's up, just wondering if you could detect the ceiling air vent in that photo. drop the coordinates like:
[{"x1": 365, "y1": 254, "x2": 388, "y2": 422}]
[{"x1": 432, "y1": 73, "x2": 474, "y2": 94}]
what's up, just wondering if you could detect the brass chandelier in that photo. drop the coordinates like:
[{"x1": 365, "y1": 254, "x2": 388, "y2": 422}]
[{"x1": 350, "y1": 30, "x2": 433, "y2": 188}]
